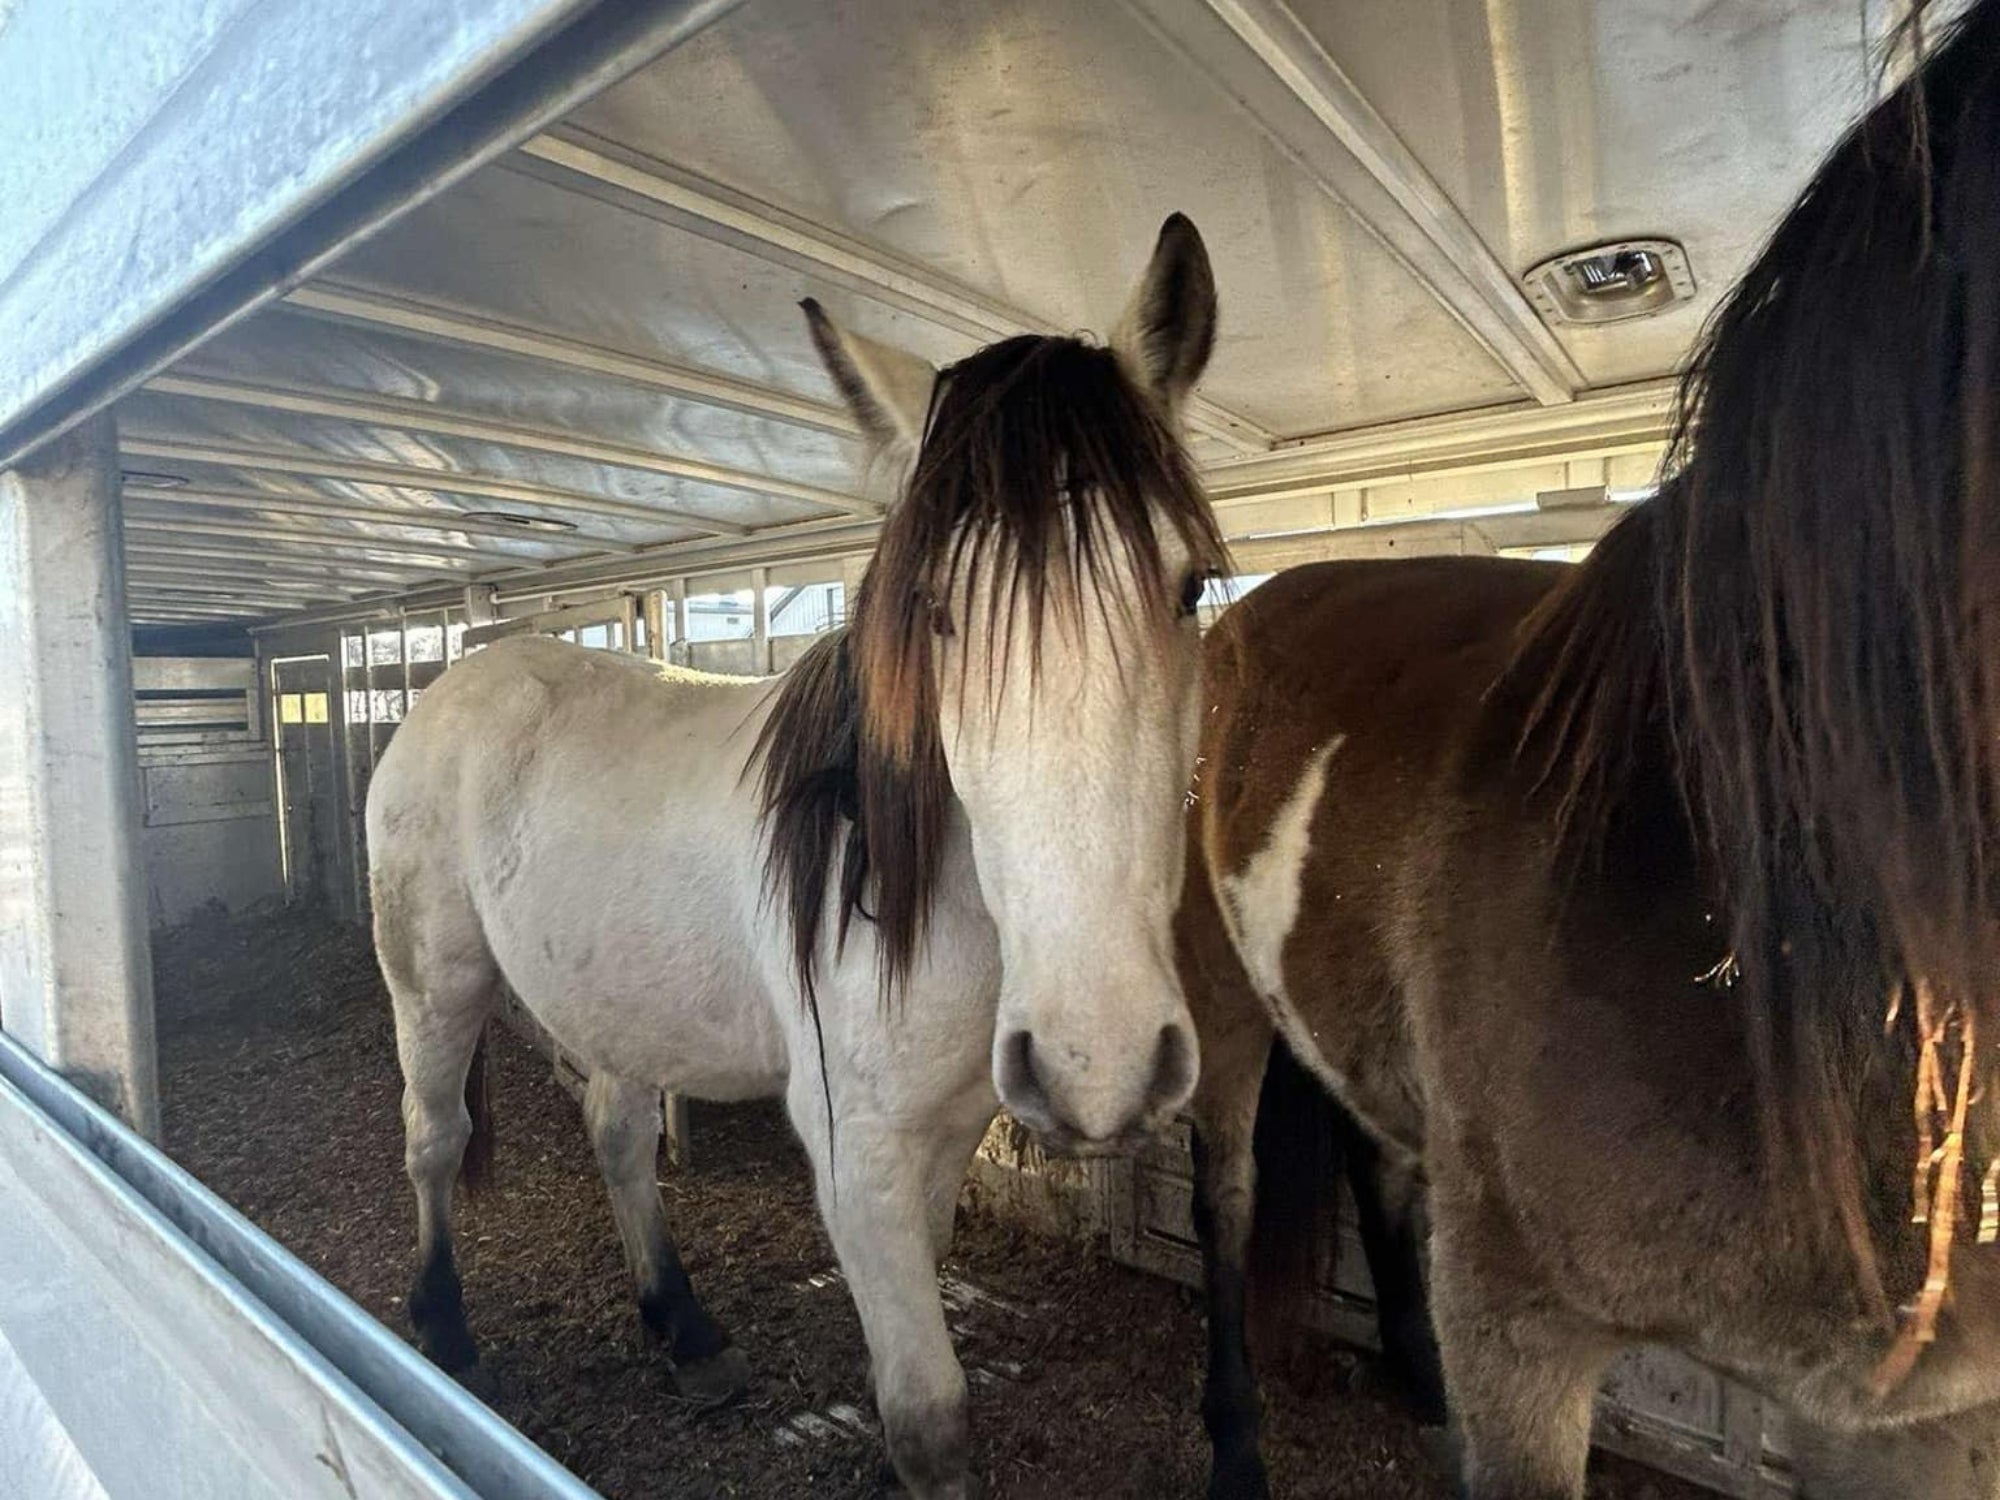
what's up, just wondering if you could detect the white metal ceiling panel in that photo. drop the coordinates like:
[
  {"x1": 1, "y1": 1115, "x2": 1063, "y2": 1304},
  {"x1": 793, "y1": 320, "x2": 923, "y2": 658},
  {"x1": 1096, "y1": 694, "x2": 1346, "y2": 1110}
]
[
  {"x1": 0, "y1": 0, "x2": 603, "y2": 441},
  {"x1": 324, "y1": 166, "x2": 992, "y2": 411},
  {"x1": 106, "y1": 0, "x2": 1911, "y2": 626},
  {"x1": 175, "y1": 309, "x2": 868, "y2": 488},
  {"x1": 1283, "y1": 0, "x2": 1872, "y2": 386},
  {"x1": 556, "y1": 0, "x2": 1527, "y2": 435},
  {"x1": 120, "y1": 392, "x2": 826, "y2": 537}
]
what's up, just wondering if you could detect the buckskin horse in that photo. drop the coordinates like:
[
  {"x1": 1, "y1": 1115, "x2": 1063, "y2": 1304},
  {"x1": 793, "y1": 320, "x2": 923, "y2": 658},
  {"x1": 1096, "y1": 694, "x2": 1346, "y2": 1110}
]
[
  {"x1": 367, "y1": 215, "x2": 1226, "y2": 1499},
  {"x1": 1180, "y1": 6, "x2": 2000, "y2": 1497}
]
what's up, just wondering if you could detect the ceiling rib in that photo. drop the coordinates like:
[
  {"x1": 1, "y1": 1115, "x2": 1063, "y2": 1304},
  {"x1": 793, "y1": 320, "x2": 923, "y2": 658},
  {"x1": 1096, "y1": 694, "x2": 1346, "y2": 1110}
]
[
  {"x1": 281, "y1": 284, "x2": 856, "y2": 436},
  {"x1": 125, "y1": 516, "x2": 493, "y2": 565},
  {"x1": 130, "y1": 590, "x2": 340, "y2": 614},
  {"x1": 126, "y1": 540, "x2": 452, "y2": 579},
  {"x1": 145, "y1": 371, "x2": 881, "y2": 519},
  {"x1": 127, "y1": 568, "x2": 370, "y2": 598},
  {"x1": 123, "y1": 482, "x2": 631, "y2": 551},
  {"x1": 129, "y1": 560, "x2": 368, "y2": 587},
  {"x1": 131, "y1": 592, "x2": 361, "y2": 614},
  {"x1": 488, "y1": 515, "x2": 885, "y2": 602},
  {"x1": 1204, "y1": 379, "x2": 1674, "y2": 501},
  {"x1": 129, "y1": 575, "x2": 340, "y2": 593},
  {"x1": 131, "y1": 602, "x2": 274, "y2": 620},
  {"x1": 119, "y1": 434, "x2": 745, "y2": 535},
  {"x1": 252, "y1": 377, "x2": 1677, "y2": 629},
  {"x1": 135, "y1": 613, "x2": 300, "y2": 627},
  {"x1": 515, "y1": 129, "x2": 1275, "y2": 454},
  {"x1": 1229, "y1": 503, "x2": 1620, "y2": 574},
  {"x1": 1126, "y1": 0, "x2": 1584, "y2": 406}
]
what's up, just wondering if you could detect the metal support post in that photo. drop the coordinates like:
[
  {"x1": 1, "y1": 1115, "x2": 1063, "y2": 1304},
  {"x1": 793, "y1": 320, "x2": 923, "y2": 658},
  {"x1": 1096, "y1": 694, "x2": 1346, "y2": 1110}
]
[
  {"x1": 0, "y1": 415, "x2": 159, "y2": 1137},
  {"x1": 750, "y1": 565, "x2": 771, "y2": 675},
  {"x1": 669, "y1": 578, "x2": 689, "y2": 667}
]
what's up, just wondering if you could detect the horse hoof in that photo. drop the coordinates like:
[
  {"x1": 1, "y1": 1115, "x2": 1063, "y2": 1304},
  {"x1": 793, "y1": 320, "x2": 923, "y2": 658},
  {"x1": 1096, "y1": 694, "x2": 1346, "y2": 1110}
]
[
  {"x1": 421, "y1": 1325, "x2": 480, "y2": 1376},
  {"x1": 1206, "y1": 1463, "x2": 1272, "y2": 1500},
  {"x1": 888, "y1": 1469, "x2": 974, "y2": 1500},
  {"x1": 1417, "y1": 1423, "x2": 1459, "y2": 1473},
  {"x1": 456, "y1": 1363, "x2": 500, "y2": 1403},
  {"x1": 672, "y1": 1343, "x2": 752, "y2": 1405}
]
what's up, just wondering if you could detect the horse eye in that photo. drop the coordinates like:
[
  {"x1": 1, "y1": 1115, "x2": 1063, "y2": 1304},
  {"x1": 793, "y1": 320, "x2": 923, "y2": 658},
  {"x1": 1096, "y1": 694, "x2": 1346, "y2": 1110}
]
[{"x1": 1177, "y1": 571, "x2": 1208, "y2": 618}]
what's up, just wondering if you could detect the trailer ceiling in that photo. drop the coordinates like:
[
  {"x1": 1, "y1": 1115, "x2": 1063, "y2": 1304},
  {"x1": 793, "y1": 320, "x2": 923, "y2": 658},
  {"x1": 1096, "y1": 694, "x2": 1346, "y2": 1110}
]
[{"x1": 92, "y1": 0, "x2": 1905, "y2": 625}]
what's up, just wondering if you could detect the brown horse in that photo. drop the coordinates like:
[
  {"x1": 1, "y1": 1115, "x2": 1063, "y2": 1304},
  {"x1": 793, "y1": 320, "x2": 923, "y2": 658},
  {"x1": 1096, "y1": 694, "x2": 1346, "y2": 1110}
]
[{"x1": 1181, "y1": 4, "x2": 2000, "y2": 1497}]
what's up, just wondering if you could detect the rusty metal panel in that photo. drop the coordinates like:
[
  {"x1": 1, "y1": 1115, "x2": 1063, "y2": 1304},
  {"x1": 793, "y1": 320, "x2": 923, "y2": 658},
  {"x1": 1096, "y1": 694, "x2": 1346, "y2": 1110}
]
[
  {"x1": 139, "y1": 815, "x2": 283, "y2": 930},
  {"x1": 142, "y1": 758, "x2": 273, "y2": 826},
  {"x1": 769, "y1": 634, "x2": 822, "y2": 673},
  {"x1": 132, "y1": 655, "x2": 284, "y2": 925}
]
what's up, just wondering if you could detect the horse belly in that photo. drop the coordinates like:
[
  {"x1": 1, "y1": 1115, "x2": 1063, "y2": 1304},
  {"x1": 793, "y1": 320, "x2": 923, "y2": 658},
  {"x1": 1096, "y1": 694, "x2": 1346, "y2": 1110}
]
[
  {"x1": 472, "y1": 795, "x2": 787, "y2": 1099},
  {"x1": 499, "y1": 909, "x2": 787, "y2": 1101}
]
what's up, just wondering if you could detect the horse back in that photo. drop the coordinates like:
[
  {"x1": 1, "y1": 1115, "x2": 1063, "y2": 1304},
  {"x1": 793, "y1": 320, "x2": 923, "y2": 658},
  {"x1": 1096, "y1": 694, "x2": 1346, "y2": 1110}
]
[{"x1": 368, "y1": 636, "x2": 745, "y2": 843}]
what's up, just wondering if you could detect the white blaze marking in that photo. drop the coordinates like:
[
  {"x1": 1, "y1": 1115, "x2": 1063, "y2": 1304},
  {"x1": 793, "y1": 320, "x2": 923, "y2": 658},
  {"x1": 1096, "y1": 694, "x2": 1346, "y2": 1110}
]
[
  {"x1": 1217, "y1": 739, "x2": 1341, "y2": 1003},
  {"x1": 1216, "y1": 739, "x2": 1347, "y2": 1089}
]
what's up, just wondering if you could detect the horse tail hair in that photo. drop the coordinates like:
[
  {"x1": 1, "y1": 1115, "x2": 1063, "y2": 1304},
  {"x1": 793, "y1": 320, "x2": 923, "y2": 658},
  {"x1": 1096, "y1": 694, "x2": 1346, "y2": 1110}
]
[
  {"x1": 460, "y1": 1030, "x2": 494, "y2": 1196},
  {"x1": 1245, "y1": 1038, "x2": 1346, "y2": 1357}
]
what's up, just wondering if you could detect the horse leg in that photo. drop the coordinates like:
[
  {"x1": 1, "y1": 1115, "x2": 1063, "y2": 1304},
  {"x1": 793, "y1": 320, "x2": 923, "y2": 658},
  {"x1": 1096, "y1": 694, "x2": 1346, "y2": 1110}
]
[
  {"x1": 1343, "y1": 1123, "x2": 1447, "y2": 1425},
  {"x1": 386, "y1": 952, "x2": 494, "y2": 1374},
  {"x1": 794, "y1": 1087, "x2": 988, "y2": 1500},
  {"x1": 923, "y1": 1114, "x2": 981, "y2": 1265},
  {"x1": 1787, "y1": 1408, "x2": 2000, "y2": 1499},
  {"x1": 1427, "y1": 1188, "x2": 1615, "y2": 1500},
  {"x1": 1190, "y1": 1028, "x2": 1274, "y2": 1500},
  {"x1": 582, "y1": 1072, "x2": 749, "y2": 1403}
]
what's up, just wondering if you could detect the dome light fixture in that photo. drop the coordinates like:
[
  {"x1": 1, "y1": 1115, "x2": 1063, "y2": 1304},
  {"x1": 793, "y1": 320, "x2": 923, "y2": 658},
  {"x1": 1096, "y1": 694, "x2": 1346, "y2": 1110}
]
[{"x1": 1522, "y1": 239, "x2": 1695, "y2": 325}]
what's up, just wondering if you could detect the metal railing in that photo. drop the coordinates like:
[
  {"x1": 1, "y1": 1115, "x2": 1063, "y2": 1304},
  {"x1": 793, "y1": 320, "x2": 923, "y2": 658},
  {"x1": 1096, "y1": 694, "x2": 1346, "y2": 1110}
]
[{"x1": 0, "y1": 1031, "x2": 600, "y2": 1500}]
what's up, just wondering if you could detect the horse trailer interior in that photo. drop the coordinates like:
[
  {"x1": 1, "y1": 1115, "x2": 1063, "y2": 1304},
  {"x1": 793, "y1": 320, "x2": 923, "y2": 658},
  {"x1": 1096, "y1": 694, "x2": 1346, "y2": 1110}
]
[{"x1": 0, "y1": 2, "x2": 1956, "y2": 1497}]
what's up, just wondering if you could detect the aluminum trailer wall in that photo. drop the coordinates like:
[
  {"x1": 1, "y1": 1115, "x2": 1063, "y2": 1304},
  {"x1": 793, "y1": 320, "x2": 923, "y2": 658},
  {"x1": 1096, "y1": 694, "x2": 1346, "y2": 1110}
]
[{"x1": 0, "y1": 1029, "x2": 599, "y2": 1500}]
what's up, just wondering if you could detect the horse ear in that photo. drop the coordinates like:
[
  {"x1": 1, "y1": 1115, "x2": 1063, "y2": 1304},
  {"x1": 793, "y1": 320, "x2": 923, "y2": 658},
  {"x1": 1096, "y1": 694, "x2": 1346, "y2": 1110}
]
[
  {"x1": 801, "y1": 299, "x2": 938, "y2": 452},
  {"x1": 1111, "y1": 213, "x2": 1217, "y2": 413}
]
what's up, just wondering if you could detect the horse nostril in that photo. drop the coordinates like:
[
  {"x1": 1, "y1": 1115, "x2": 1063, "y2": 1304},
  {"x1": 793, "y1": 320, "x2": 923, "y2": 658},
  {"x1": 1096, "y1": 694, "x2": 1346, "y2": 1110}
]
[
  {"x1": 1147, "y1": 1023, "x2": 1197, "y2": 1114},
  {"x1": 999, "y1": 1030, "x2": 1053, "y2": 1122},
  {"x1": 1013, "y1": 1031, "x2": 1040, "y2": 1094}
]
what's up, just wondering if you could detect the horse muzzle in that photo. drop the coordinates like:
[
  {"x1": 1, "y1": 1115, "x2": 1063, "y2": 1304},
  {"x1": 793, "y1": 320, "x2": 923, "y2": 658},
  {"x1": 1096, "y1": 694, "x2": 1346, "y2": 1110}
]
[{"x1": 992, "y1": 1018, "x2": 1198, "y2": 1148}]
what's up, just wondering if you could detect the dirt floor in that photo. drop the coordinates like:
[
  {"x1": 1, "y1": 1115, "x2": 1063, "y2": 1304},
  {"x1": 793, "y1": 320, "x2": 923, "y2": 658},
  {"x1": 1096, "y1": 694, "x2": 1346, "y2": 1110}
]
[{"x1": 155, "y1": 904, "x2": 1703, "y2": 1500}]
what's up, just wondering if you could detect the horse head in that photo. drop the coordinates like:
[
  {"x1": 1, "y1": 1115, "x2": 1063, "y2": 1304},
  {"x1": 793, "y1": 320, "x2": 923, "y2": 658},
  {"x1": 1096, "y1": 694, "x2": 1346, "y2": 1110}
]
[{"x1": 790, "y1": 215, "x2": 1228, "y2": 1148}]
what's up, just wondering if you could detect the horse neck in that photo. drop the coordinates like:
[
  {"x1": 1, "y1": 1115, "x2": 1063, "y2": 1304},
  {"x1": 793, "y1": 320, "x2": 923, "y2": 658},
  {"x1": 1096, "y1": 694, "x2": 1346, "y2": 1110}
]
[
  {"x1": 865, "y1": 791, "x2": 1002, "y2": 1008},
  {"x1": 924, "y1": 795, "x2": 991, "y2": 929}
]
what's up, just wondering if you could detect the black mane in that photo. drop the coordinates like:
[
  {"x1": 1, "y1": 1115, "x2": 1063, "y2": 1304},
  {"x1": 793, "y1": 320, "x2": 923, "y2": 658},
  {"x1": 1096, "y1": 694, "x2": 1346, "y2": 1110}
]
[{"x1": 1506, "y1": 0, "x2": 2000, "y2": 1313}]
